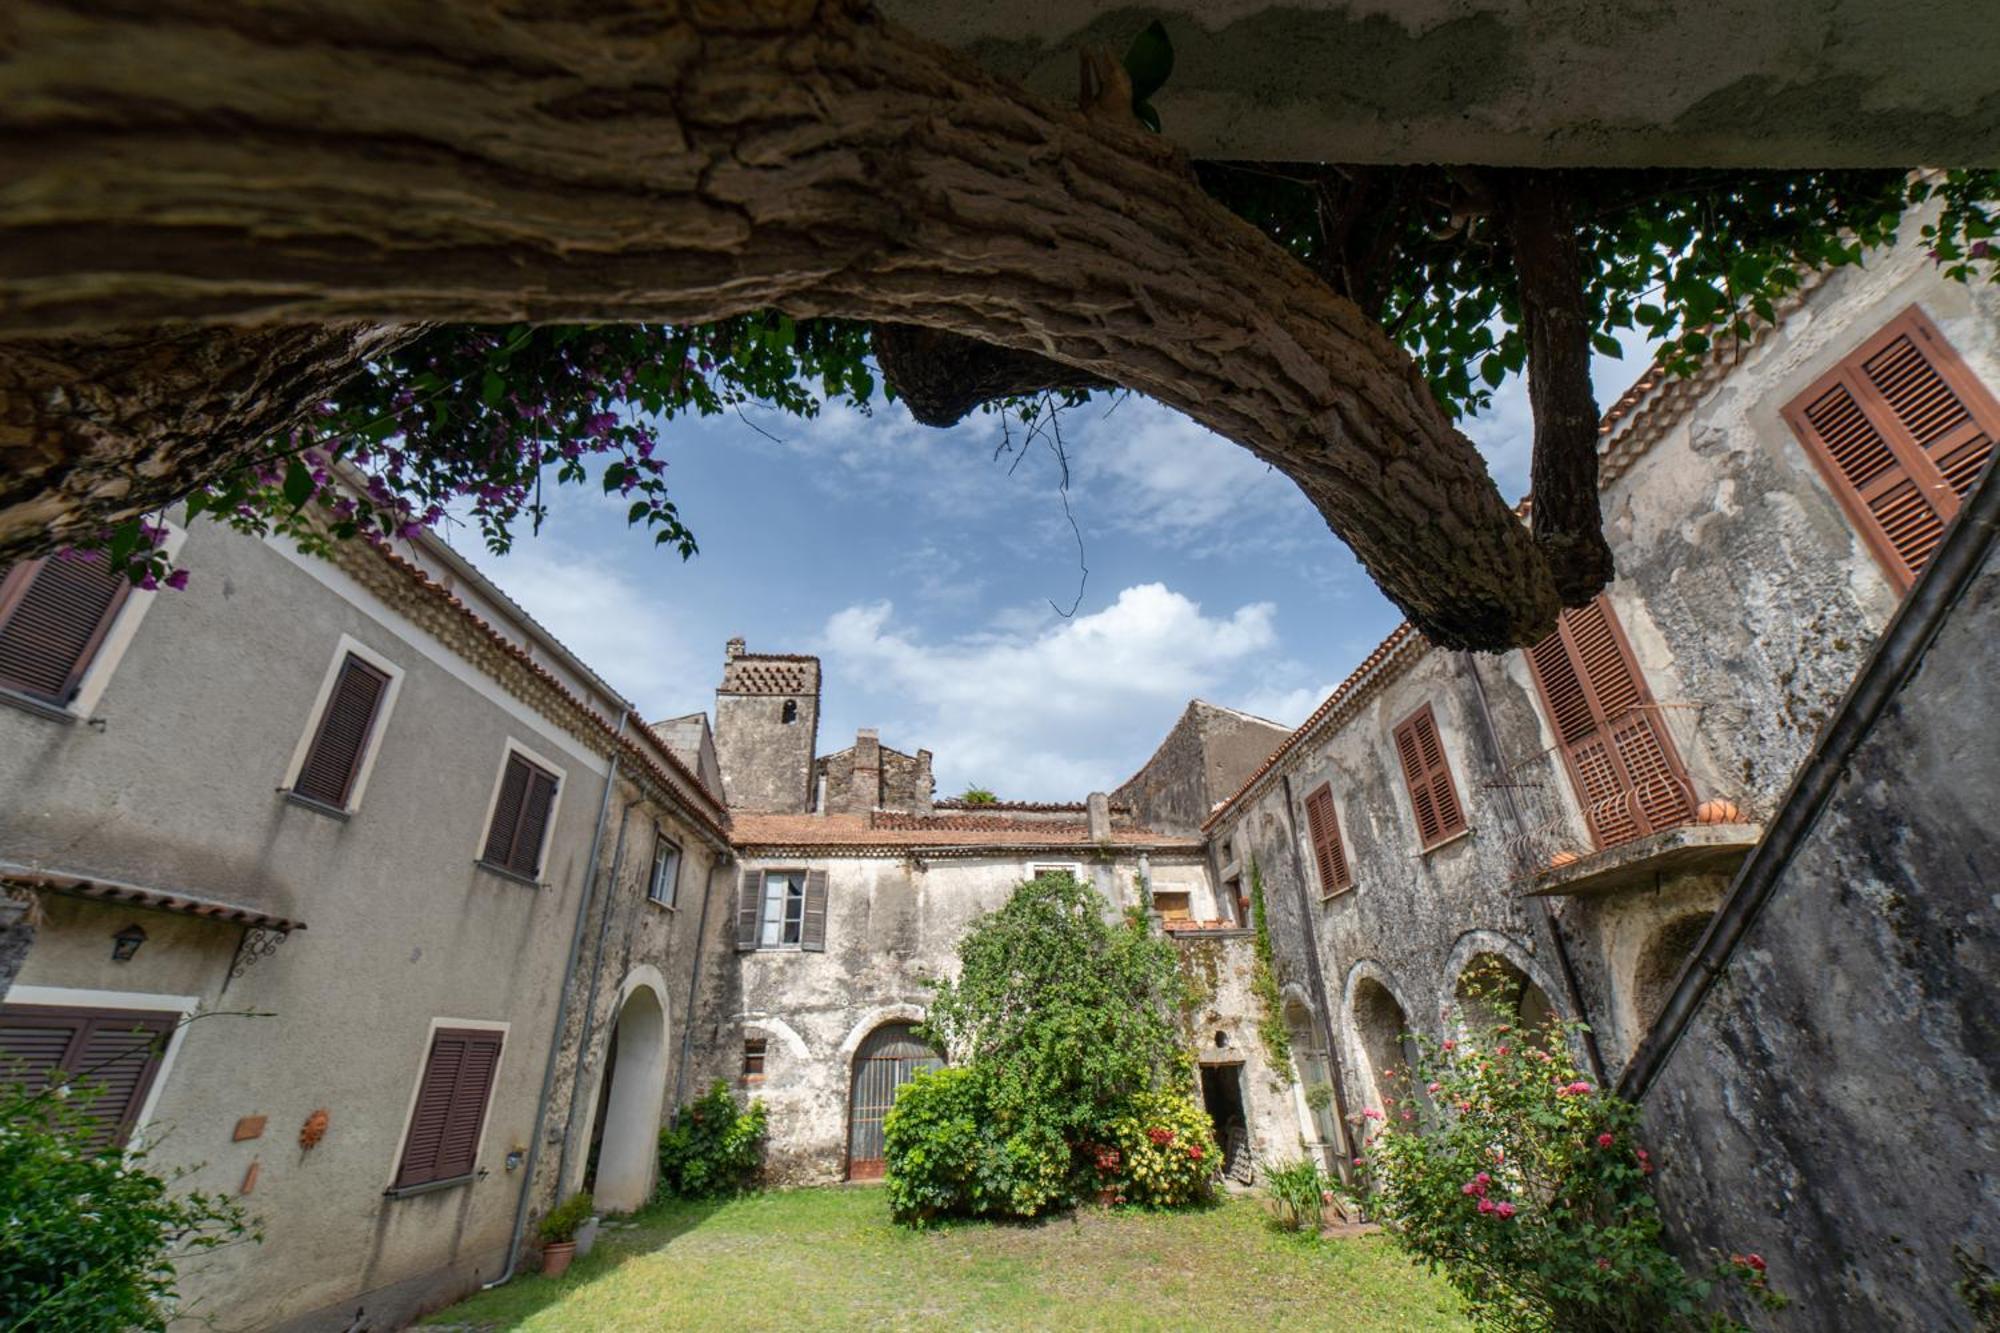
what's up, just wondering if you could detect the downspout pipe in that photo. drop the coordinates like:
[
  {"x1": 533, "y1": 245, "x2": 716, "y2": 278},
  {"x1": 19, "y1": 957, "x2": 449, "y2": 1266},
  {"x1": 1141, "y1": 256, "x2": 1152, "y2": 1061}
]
[
  {"x1": 553, "y1": 795, "x2": 644, "y2": 1193},
  {"x1": 488, "y1": 715, "x2": 624, "y2": 1289},
  {"x1": 672, "y1": 856, "x2": 729, "y2": 1116},
  {"x1": 1620, "y1": 455, "x2": 2000, "y2": 1102},
  {"x1": 1277, "y1": 773, "x2": 1356, "y2": 1185},
  {"x1": 1461, "y1": 652, "x2": 1608, "y2": 1086}
]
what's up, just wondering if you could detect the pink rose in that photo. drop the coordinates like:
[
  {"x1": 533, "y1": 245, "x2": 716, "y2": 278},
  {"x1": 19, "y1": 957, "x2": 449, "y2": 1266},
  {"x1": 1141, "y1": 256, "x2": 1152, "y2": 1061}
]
[
  {"x1": 1597, "y1": 1133, "x2": 1615, "y2": 1149},
  {"x1": 1496, "y1": 1202, "x2": 1515, "y2": 1219},
  {"x1": 1477, "y1": 1198, "x2": 1496, "y2": 1215}
]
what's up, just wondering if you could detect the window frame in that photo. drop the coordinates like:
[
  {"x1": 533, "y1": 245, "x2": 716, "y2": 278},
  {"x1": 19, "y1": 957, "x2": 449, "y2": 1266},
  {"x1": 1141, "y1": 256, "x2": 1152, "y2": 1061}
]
[
  {"x1": 1028, "y1": 861, "x2": 1083, "y2": 882},
  {"x1": 741, "y1": 1036, "x2": 767, "y2": 1083},
  {"x1": 758, "y1": 869, "x2": 808, "y2": 949},
  {"x1": 1302, "y1": 782, "x2": 1354, "y2": 899},
  {"x1": 1392, "y1": 703, "x2": 1471, "y2": 853},
  {"x1": 474, "y1": 740, "x2": 566, "y2": 884},
  {"x1": 0, "y1": 984, "x2": 198, "y2": 1154},
  {"x1": 279, "y1": 634, "x2": 404, "y2": 817},
  {"x1": 0, "y1": 523, "x2": 184, "y2": 721},
  {"x1": 646, "y1": 827, "x2": 682, "y2": 908},
  {"x1": 384, "y1": 1018, "x2": 508, "y2": 1197}
]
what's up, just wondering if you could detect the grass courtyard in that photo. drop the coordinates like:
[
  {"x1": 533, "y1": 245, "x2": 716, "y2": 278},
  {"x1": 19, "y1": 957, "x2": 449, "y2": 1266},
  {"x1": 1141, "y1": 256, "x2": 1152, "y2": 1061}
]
[{"x1": 424, "y1": 1187, "x2": 1468, "y2": 1331}]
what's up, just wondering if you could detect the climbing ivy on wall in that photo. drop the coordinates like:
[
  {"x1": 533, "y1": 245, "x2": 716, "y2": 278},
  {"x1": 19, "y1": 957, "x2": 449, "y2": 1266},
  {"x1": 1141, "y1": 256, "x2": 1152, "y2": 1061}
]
[{"x1": 1247, "y1": 860, "x2": 1292, "y2": 1072}]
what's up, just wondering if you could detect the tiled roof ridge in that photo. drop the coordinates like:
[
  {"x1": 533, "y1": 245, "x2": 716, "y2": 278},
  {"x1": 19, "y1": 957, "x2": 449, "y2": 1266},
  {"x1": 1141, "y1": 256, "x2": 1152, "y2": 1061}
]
[
  {"x1": 932, "y1": 798, "x2": 1131, "y2": 813},
  {"x1": 340, "y1": 535, "x2": 731, "y2": 840},
  {"x1": 731, "y1": 651, "x2": 821, "y2": 663}
]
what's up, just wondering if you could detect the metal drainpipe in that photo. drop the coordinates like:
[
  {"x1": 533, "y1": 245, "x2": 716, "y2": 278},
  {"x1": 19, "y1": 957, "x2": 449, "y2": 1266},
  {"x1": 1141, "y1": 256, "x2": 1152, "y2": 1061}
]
[
  {"x1": 553, "y1": 795, "x2": 643, "y2": 1193},
  {"x1": 487, "y1": 715, "x2": 625, "y2": 1290},
  {"x1": 1276, "y1": 773, "x2": 1357, "y2": 1185},
  {"x1": 671, "y1": 856, "x2": 728, "y2": 1116},
  {"x1": 1461, "y1": 652, "x2": 1608, "y2": 1086}
]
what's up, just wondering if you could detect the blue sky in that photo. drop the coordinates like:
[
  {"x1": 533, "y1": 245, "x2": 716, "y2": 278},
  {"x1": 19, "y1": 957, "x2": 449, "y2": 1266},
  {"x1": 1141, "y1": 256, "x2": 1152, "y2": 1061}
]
[{"x1": 452, "y1": 331, "x2": 1651, "y2": 800}]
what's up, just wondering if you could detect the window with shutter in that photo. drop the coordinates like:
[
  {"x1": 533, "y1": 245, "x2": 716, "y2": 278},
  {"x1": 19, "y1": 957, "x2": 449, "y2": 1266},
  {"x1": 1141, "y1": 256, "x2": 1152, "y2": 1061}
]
[
  {"x1": 647, "y1": 830, "x2": 681, "y2": 907},
  {"x1": 1302, "y1": 784, "x2": 1352, "y2": 897},
  {"x1": 291, "y1": 653, "x2": 391, "y2": 810},
  {"x1": 0, "y1": 556, "x2": 132, "y2": 707},
  {"x1": 0, "y1": 1004, "x2": 175, "y2": 1150},
  {"x1": 392, "y1": 1027, "x2": 504, "y2": 1191},
  {"x1": 1526, "y1": 596, "x2": 1696, "y2": 850},
  {"x1": 480, "y1": 752, "x2": 559, "y2": 880},
  {"x1": 1392, "y1": 705, "x2": 1468, "y2": 851},
  {"x1": 1783, "y1": 306, "x2": 2000, "y2": 590}
]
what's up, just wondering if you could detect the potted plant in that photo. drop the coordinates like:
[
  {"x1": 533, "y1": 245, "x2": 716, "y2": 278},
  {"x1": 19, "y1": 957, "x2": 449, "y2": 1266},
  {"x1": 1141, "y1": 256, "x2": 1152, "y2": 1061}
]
[{"x1": 538, "y1": 1191, "x2": 593, "y2": 1278}]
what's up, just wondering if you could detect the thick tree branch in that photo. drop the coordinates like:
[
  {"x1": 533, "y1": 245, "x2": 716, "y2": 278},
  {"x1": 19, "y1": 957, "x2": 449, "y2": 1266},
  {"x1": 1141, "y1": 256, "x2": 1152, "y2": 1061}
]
[
  {"x1": 871, "y1": 325, "x2": 1109, "y2": 427},
  {"x1": 1499, "y1": 170, "x2": 1616, "y2": 607},
  {"x1": 0, "y1": 0, "x2": 1562, "y2": 649}
]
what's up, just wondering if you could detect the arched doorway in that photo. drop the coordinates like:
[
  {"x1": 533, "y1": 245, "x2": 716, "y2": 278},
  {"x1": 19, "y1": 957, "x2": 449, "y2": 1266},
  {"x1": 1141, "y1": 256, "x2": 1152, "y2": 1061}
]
[
  {"x1": 1454, "y1": 952, "x2": 1557, "y2": 1047},
  {"x1": 591, "y1": 982, "x2": 668, "y2": 1212},
  {"x1": 846, "y1": 1022, "x2": 942, "y2": 1180},
  {"x1": 1285, "y1": 998, "x2": 1340, "y2": 1153},
  {"x1": 1351, "y1": 975, "x2": 1418, "y2": 1113}
]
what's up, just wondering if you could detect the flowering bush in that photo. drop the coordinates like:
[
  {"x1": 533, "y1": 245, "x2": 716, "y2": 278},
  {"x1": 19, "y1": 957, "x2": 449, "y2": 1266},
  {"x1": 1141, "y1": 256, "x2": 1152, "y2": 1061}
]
[
  {"x1": 656, "y1": 1080, "x2": 767, "y2": 1199},
  {"x1": 0, "y1": 1085, "x2": 254, "y2": 1332},
  {"x1": 1355, "y1": 965, "x2": 1782, "y2": 1331},
  {"x1": 1094, "y1": 1091, "x2": 1220, "y2": 1209}
]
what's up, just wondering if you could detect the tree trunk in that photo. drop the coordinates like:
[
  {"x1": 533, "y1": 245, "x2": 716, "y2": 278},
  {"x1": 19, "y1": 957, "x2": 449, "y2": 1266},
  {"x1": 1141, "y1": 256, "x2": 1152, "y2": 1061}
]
[
  {"x1": 871, "y1": 324, "x2": 1109, "y2": 428},
  {"x1": 1500, "y1": 171, "x2": 1616, "y2": 608},
  {"x1": 0, "y1": 0, "x2": 1561, "y2": 649}
]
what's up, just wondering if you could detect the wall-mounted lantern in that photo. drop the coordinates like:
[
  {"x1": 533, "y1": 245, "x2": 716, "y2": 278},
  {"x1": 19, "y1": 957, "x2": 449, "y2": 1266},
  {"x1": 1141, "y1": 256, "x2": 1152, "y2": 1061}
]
[{"x1": 111, "y1": 923, "x2": 147, "y2": 962}]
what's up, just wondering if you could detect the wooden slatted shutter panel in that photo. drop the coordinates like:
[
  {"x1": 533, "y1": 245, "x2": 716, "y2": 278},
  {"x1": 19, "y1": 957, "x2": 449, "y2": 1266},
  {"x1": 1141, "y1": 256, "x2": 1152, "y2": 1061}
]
[
  {"x1": 1783, "y1": 306, "x2": 2000, "y2": 590},
  {"x1": 508, "y1": 767, "x2": 559, "y2": 877},
  {"x1": 481, "y1": 758, "x2": 531, "y2": 866},
  {"x1": 800, "y1": 869, "x2": 829, "y2": 951},
  {"x1": 293, "y1": 654, "x2": 390, "y2": 808},
  {"x1": 1393, "y1": 705, "x2": 1467, "y2": 850},
  {"x1": 0, "y1": 1005, "x2": 173, "y2": 1151},
  {"x1": 1302, "y1": 784, "x2": 1351, "y2": 896},
  {"x1": 736, "y1": 870, "x2": 761, "y2": 950},
  {"x1": 0, "y1": 556, "x2": 131, "y2": 704},
  {"x1": 1526, "y1": 596, "x2": 1695, "y2": 850},
  {"x1": 395, "y1": 1028, "x2": 503, "y2": 1188}
]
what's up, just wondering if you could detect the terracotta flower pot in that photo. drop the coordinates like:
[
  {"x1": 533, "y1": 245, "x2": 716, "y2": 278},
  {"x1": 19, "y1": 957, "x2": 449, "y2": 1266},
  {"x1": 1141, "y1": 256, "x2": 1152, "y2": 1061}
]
[{"x1": 541, "y1": 1241, "x2": 577, "y2": 1278}]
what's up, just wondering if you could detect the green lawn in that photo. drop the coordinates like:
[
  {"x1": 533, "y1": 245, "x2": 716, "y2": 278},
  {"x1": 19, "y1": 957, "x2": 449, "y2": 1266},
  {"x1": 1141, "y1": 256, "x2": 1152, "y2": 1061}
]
[{"x1": 424, "y1": 1188, "x2": 1467, "y2": 1331}]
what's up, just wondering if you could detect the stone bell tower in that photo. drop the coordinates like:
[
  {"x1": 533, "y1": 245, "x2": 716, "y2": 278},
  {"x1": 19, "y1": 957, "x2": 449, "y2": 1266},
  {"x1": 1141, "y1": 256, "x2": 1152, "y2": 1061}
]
[{"x1": 712, "y1": 637, "x2": 820, "y2": 813}]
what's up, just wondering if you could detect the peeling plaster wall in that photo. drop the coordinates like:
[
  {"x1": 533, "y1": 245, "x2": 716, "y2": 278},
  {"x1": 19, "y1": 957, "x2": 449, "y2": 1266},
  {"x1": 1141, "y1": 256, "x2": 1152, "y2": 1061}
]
[
  {"x1": 1175, "y1": 931, "x2": 1304, "y2": 1172},
  {"x1": 1639, "y1": 539, "x2": 2000, "y2": 1332},
  {"x1": 684, "y1": 853, "x2": 1208, "y2": 1185}
]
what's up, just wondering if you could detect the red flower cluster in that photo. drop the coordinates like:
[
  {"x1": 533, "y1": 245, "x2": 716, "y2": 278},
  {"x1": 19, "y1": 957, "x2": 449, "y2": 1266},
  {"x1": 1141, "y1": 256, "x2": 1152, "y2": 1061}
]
[
  {"x1": 1186, "y1": 1144, "x2": 1204, "y2": 1161},
  {"x1": 1091, "y1": 1145, "x2": 1122, "y2": 1173},
  {"x1": 1145, "y1": 1126, "x2": 1175, "y2": 1147}
]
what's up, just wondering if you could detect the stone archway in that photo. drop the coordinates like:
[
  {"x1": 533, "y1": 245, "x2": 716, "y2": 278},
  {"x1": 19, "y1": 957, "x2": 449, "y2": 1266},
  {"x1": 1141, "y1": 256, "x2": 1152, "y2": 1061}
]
[
  {"x1": 1453, "y1": 952, "x2": 1559, "y2": 1048},
  {"x1": 1350, "y1": 974, "x2": 1418, "y2": 1115},
  {"x1": 592, "y1": 978, "x2": 670, "y2": 1213}
]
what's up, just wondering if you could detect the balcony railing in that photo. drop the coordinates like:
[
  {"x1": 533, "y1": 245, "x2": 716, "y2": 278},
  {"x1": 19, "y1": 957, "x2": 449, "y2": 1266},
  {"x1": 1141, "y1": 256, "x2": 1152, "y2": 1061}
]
[{"x1": 1486, "y1": 701, "x2": 1759, "y2": 888}]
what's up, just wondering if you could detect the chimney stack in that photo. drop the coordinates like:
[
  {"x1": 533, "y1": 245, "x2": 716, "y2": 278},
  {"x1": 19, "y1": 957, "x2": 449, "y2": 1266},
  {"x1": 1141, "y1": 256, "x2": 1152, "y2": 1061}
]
[
  {"x1": 725, "y1": 636, "x2": 746, "y2": 661},
  {"x1": 1086, "y1": 791, "x2": 1112, "y2": 842}
]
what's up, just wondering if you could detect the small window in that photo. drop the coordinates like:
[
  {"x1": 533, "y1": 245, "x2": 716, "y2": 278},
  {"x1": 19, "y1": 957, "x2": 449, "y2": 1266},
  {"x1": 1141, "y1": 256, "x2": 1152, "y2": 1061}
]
[
  {"x1": 742, "y1": 1037, "x2": 767, "y2": 1082},
  {"x1": 480, "y1": 751, "x2": 560, "y2": 881},
  {"x1": 291, "y1": 653, "x2": 392, "y2": 811},
  {"x1": 1392, "y1": 704, "x2": 1469, "y2": 851},
  {"x1": 1224, "y1": 875, "x2": 1249, "y2": 926},
  {"x1": 0, "y1": 1003, "x2": 175, "y2": 1150},
  {"x1": 1029, "y1": 862, "x2": 1082, "y2": 881},
  {"x1": 1303, "y1": 784, "x2": 1353, "y2": 897},
  {"x1": 647, "y1": 831, "x2": 682, "y2": 907},
  {"x1": 761, "y1": 871, "x2": 806, "y2": 947},
  {"x1": 1153, "y1": 890, "x2": 1192, "y2": 923},
  {"x1": 0, "y1": 556, "x2": 132, "y2": 708},
  {"x1": 393, "y1": 1027, "x2": 503, "y2": 1192},
  {"x1": 781, "y1": 699, "x2": 798, "y2": 724}
]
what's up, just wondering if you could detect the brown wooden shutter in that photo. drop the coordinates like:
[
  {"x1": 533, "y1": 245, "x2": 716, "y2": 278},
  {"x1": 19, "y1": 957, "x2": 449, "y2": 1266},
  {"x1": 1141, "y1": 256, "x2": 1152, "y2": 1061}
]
[
  {"x1": 1526, "y1": 596, "x2": 1695, "y2": 850},
  {"x1": 800, "y1": 868, "x2": 829, "y2": 951},
  {"x1": 293, "y1": 654, "x2": 390, "y2": 808},
  {"x1": 736, "y1": 870, "x2": 761, "y2": 950},
  {"x1": 481, "y1": 753, "x2": 558, "y2": 877},
  {"x1": 1302, "y1": 784, "x2": 1351, "y2": 896},
  {"x1": 1783, "y1": 306, "x2": 2000, "y2": 590},
  {"x1": 0, "y1": 1004, "x2": 174, "y2": 1151},
  {"x1": 1392, "y1": 705, "x2": 1467, "y2": 850},
  {"x1": 0, "y1": 556, "x2": 132, "y2": 704},
  {"x1": 394, "y1": 1027, "x2": 503, "y2": 1189}
]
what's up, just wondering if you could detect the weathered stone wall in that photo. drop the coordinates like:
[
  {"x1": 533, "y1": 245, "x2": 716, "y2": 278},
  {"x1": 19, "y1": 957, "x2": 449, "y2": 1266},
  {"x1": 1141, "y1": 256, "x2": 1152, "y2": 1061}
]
[
  {"x1": 1638, "y1": 530, "x2": 2000, "y2": 1332},
  {"x1": 816, "y1": 737, "x2": 935, "y2": 814},
  {"x1": 1174, "y1": 930, "x2": 1310, "y2": 1175},
  {"x1": 713, "y1": 648, "x2": 820, "y2": 814},
  {"x1": 1114, "y1": 700, "x2": 1292, "y2": 836}
]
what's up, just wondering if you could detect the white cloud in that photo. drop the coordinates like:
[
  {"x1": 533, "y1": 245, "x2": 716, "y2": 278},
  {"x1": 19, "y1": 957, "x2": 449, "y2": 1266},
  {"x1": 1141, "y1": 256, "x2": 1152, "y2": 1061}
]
[
  {"x1": 1073, "y1": 397, "x2": 1306, "y2": 541},
  {"x1": 818, "y1": 583, "x2": 1281, "y2": 796},
  {"x1": 1235, "y1": 681, "x2": 1336, "y2": 728}
]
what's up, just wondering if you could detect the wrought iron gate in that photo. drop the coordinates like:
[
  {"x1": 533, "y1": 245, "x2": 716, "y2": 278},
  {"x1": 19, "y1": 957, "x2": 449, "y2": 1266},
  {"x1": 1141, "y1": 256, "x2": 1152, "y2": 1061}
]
[{"x1": 846, "y1": 1022, "x2": 942, "y2": 1180}]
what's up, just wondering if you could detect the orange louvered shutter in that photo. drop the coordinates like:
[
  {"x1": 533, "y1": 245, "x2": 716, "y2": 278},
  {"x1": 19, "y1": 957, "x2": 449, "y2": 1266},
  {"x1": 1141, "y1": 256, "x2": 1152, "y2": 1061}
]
[
  {"x1": 1526, "y1": 596, "x2": 1694, "y2": 850},
  {"x1": 1392, "y1": 705, "x2": 1467, "y2": 850},
  {"x1": 1783, "y1": 306, "x2": 2000, "y2": 590},
  {"x1": 1302, "y1": 784, "x2": 1351, "y2": 896}
]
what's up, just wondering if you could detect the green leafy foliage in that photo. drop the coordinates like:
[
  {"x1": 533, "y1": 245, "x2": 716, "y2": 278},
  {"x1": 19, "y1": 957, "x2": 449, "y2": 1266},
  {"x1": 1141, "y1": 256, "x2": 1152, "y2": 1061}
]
[
  {"x1": 0, "y1": 1084, "x2": 255, "y2": 1332},
  {"x1": 537, "y1": 1191, "x2": 595, "y2": 1244},
  {"x1": 1089, "y1": 1090, "x2": 1219, "y2": 1209},
  {"x1": 1356, "y1": 962, "x2": 1785, "y2": 1331},
  {"x1": 1122, "y1": 20, "x2": 1175, "y2": 133},
  {"x1": 956, "y1": 787, "x2": 998, "y2": 805},
  {"x1": 656, "y1": 1080, "x2": 768, "y2": 1200},
  {"x1": 1264, "y1": 1156, "x2": 1342, "y2": 1233},
  {"x1": 1246, "y1": 859, "x2": 1291, "y2": 1070},
  {"x1": 885, "y1": 871, "x2": 1216, "y2": 1225}
]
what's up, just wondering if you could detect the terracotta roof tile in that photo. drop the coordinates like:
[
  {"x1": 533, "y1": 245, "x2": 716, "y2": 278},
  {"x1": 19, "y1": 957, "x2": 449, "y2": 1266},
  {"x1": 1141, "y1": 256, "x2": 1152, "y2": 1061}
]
[{"x1": 730, "y1": 812, "x2": 1199, "y2": 854}]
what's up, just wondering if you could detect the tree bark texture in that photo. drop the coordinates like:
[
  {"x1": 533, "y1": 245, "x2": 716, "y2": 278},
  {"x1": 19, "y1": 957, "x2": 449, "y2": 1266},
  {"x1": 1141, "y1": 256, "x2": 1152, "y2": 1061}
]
[
  {"x1": 870, "y1": 324, "x2": 1109, "y2": 427},
  {"x1": 1500, "y1": 171, "x2": 1615, "y2": 608},
  {"x1": 0, "y1": 0, "x2": 1561, "y2": 649}
]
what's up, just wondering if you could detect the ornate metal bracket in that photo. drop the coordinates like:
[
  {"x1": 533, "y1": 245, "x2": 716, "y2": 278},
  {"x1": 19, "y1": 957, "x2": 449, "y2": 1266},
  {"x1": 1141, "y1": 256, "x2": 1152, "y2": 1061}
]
[{"x1": 223, "y1": 925, "x2": 289, "y2": 991}]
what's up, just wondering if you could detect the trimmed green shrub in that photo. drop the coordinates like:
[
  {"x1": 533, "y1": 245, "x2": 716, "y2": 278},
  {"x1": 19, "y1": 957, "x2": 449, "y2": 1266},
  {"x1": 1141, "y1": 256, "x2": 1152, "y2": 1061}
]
[
  {"x1": 0, "y1": 1084, "x2": 254, "y2": 1332},
  {"x1": 1092, "y1": 1091, "x2": 1219, "y2": 1209},
  {"x1": 657, "y1": 1080, "x2": 766, "y2": 1199},
  {"x1": 882, "y1": 1067, "x2": 1067, "y2": 1224}
]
